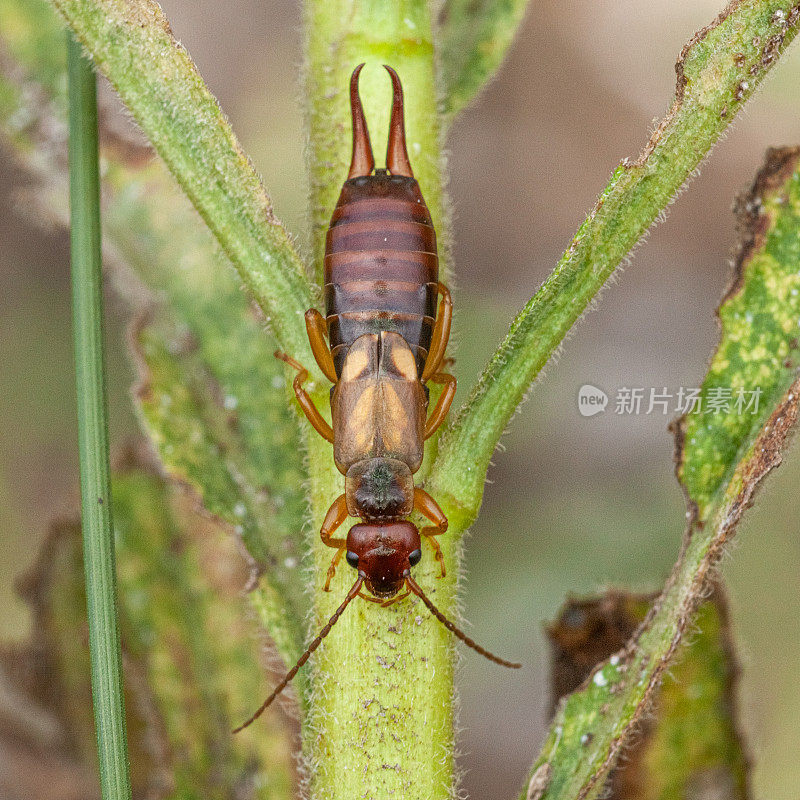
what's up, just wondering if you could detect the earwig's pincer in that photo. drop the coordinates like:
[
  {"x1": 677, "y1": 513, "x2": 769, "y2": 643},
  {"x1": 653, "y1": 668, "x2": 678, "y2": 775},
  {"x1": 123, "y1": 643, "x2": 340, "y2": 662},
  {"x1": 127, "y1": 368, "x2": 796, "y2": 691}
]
[
  {"x1": 236, "y1": 65, "x2": 517, "y2": 731},
  {"x1": 384, "y1": 65, "x2": 413, "y2": 178},
  {"x1": 347, "y1": 63, "x2": 375, "y2": 179}
]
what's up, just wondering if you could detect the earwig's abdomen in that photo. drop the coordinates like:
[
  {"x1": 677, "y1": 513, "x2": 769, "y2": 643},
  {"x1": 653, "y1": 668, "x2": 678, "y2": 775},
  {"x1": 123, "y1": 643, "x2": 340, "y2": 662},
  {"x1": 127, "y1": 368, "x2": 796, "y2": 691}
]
[{"x1": 325, "y1": 172, "x2": 439, "y2": 376}]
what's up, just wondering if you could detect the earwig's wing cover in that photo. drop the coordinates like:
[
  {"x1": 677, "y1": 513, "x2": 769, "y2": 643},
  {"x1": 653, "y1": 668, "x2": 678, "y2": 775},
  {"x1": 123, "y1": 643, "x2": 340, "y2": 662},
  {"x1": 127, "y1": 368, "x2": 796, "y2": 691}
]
[
  {"x1": 384, "y1": 65, "x2": 414, "y2": 178},
  {"x1": 348, "y1": 64, "x2": 375, "y2": 179}
]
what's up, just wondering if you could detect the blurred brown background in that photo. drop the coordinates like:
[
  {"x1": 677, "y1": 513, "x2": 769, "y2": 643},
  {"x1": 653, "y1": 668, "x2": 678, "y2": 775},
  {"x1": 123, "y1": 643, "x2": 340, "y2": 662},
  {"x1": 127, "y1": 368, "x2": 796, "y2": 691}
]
[{"x1": 2, "y1": 1, "x2": 799, "y2": 797}]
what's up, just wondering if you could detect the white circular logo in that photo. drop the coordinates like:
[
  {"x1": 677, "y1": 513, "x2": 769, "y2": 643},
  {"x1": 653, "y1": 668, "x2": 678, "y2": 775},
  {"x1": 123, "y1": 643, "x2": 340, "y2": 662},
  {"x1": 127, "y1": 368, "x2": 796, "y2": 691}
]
[{"x1": 578, "y1": 385, "x2": 608, "y2": 417}]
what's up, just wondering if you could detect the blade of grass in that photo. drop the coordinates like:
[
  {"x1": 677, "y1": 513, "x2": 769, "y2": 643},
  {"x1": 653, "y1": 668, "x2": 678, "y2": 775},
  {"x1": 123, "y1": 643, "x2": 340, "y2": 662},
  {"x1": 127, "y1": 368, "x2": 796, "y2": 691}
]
[{"x1": 67, "y1": 32, "x2": 132, "y2": 800}]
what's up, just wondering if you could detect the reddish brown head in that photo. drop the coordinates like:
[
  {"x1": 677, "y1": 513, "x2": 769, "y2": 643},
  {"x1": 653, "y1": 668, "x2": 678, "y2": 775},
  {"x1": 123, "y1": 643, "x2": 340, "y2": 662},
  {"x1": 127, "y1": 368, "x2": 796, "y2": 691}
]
[{"x1": 345, "y1": 520, "x2": 421, "y2": 597}]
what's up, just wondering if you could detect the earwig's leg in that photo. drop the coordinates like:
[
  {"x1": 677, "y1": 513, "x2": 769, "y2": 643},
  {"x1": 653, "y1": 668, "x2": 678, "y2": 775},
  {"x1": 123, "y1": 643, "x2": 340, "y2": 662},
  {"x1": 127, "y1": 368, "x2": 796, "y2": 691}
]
[
  {"x1": 413, "y1": 487, "x2": 448, "y2": 578},
  {"x1": 423, "y1": 372, "x2": 456, "y2": 440},
  {"x1": 274, "y1": 351, "x2": 335, "y2": 443},
  {"x1": 381, "y1": 589, "x2": 412, "y2": 607},
  {"x1": 358, "y1": 591, "x2": 385, "y2": 604},
  {"x1": 305, "y1": 309, "x2": 338, "y2": 384},
  {"x1": 421, "y1": 283, "x2": 453, "y2": 383},
  {"x1": 320, "y1": 494, "x2": 349, "y2": 591},
  {"x1": 422, "y1": 534, "x2": 446, "y2": 578},
  {"x1": 326, "y1": 547, "x2": 347, "y2": 591},
  {"x1": 414, "y1": 488, "x2": 448, "y2": 530}
]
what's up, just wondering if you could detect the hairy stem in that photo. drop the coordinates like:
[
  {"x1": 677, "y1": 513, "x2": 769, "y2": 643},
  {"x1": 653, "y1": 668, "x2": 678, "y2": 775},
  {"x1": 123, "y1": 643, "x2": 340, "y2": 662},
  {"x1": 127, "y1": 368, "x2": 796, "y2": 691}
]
[{"x1": 302, "y1": 4, "x2": 456, "y2": 799}]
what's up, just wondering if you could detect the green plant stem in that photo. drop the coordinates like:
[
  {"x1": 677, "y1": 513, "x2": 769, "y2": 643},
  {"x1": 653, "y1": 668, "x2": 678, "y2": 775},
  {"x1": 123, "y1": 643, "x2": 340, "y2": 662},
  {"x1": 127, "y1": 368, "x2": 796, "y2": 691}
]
[
  {"x1": 67, "y1": 33, "x2": 132, "y2": 800},
  {"x1": 428, "y1": 0, "x2": 800, "y2": 527},
  {"x1": 302, "y1": 5, "x2": 456, "y2": 799}
]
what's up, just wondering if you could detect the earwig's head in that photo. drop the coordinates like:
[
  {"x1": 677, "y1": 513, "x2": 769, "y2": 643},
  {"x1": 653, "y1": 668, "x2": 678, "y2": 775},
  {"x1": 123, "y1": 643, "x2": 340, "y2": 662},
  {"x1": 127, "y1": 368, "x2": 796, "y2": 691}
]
[
  {"x1": 345, "y1": 520, "x2": 421, "y2": 597},
  {"x1": 345, "y1": 458, "x2": 414, "y2": 520}
]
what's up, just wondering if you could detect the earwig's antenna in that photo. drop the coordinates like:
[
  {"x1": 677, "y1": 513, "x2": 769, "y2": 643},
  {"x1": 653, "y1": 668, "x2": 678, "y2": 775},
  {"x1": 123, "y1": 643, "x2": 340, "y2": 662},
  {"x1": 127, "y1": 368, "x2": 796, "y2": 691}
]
[
  {"x1": 405, "y1": 574, "x2": 521, "y2": 669},
  {"x1": 348, "y1": 64, "x2": 375, "y2": 179},
  {"x1": 384, "y1": 65, "x2": 414, "y2": 178},
  {"x1": 233, "y1": 576, "x2": 365, "y2": 733}
]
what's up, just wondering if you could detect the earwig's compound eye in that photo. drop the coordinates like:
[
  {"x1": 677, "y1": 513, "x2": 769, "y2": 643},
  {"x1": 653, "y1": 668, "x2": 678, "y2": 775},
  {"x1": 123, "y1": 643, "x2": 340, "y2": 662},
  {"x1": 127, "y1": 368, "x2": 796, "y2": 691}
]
[
  {"x1": 346, "y1": 551, "x2": 360, "y2": 568},
  {"x1": 408, "y1": 548, "x2": 422, "y2": 567}
]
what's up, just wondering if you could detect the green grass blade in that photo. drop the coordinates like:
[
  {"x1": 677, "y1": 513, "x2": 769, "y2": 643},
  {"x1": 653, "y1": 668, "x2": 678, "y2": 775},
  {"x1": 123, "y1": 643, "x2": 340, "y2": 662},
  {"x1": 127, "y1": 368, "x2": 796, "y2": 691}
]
[{"x1": 67, "y1": 32, "x2": 132, "y2": 800}]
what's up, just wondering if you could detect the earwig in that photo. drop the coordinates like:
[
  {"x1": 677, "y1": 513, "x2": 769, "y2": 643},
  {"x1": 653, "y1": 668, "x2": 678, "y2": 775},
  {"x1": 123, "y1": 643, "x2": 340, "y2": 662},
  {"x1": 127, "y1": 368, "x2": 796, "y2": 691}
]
[{"x1": 235, "y1": 65, "x2": 519, "y2": 732}]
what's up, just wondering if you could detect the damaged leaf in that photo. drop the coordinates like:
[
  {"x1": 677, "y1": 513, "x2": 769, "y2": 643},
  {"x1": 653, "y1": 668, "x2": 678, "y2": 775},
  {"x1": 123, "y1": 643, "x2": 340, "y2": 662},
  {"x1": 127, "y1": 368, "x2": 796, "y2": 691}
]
[
  {"x1": 548, "y1": 588, "x2": 750, "y2": 800},
  {"x1": 521, "y1": 147, "x2": 800, "y2": 799},
  {"x1": 676, "y1": 146, "x2": 800, "y2": 520},
  {"x1": 1, "y1": 454, "x2": 295, "y2": 799}
]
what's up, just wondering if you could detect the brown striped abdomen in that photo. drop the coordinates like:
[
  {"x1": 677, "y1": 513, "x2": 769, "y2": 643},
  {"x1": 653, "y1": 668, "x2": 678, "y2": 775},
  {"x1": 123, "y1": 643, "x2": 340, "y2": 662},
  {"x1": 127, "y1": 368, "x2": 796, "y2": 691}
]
[{"x1": 325, "y1": 172, "x2": 438, "y2": 377}]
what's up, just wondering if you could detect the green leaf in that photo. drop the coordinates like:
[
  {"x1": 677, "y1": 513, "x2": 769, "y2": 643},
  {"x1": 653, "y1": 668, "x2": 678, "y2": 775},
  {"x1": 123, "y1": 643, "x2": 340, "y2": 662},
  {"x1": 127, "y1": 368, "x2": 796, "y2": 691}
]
[
  {"x1": 110, "y1": 156, "x2": 311, "y2": 686},
  {"x1": 437, "y1": 0, "x2": 532, "y2": 119},
  {"x1": 105, "y1": 152, "x2": 312, "y2": 673},
  {"x1": 520, "y1": 146, "x2": 800, "y2": 800},
  {"x1": 429, "y1": 0, "x2": 800, "y2": 526},
  {"x1": 50, "y1": 0, "x2": 318, "y2": 367},
  {"x1": 14, "y1": 458, "x2": 296, "y2": 799},
  {"x1": 112, "y1": 462, "x2": 296, "y2": 798},
  {"x1": 676, "y1": 146, "x2": 800, "y2": 520},
  {"x1": 132, "y1": 313, "x2": 308, "y2": 672},
  {"x1": 547, "y1": 588, "x2": 749, "y2": 800}
]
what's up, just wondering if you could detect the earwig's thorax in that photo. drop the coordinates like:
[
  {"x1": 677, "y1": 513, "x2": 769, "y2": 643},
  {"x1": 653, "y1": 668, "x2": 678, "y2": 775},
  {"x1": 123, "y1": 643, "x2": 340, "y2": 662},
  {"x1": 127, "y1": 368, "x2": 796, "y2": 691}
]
[{"x1": 345, "y1": 457, "x2": 414, "y2": 520}]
